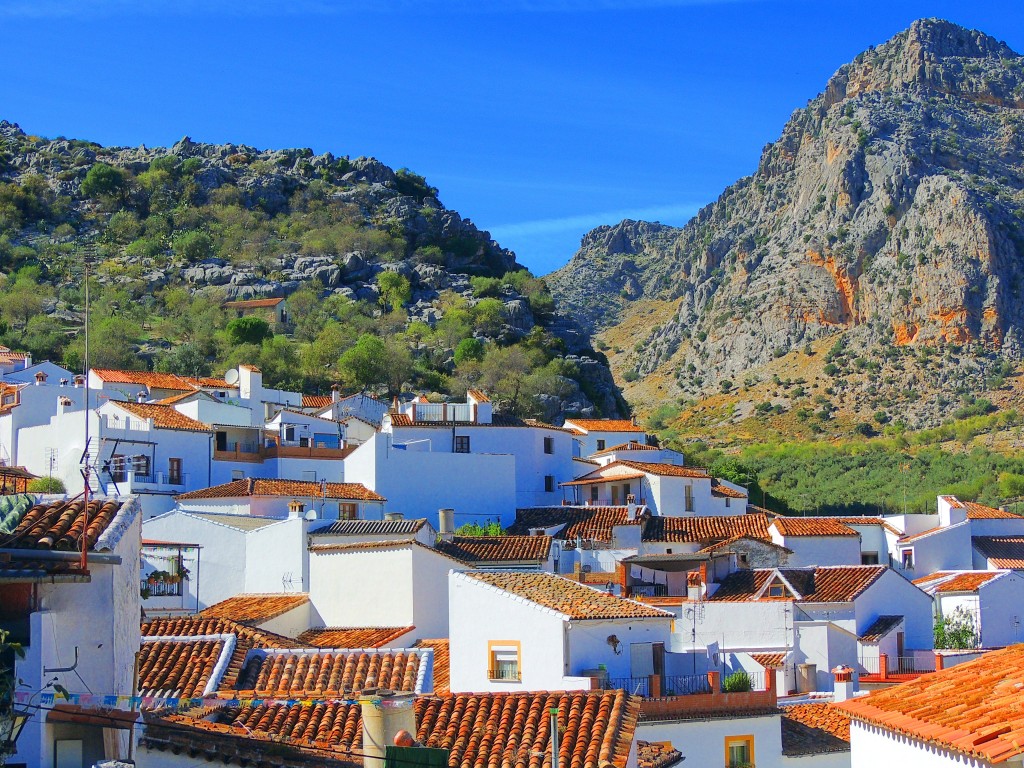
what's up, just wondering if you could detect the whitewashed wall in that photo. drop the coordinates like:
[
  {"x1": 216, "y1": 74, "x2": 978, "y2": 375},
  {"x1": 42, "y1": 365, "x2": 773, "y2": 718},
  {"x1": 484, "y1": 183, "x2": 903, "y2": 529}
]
[
  {"x1": 638, "y1": 713, "x2": 785, "y2": 768},
  {"x1": 849, "y1": 721, "x2": 994, "y2": 768}
]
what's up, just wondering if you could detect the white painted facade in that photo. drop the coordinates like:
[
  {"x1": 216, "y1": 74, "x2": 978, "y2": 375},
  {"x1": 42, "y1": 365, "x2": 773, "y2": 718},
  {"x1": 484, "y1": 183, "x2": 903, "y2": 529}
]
[
  {"x1": 448, "y1": 570, "x2": 674, "y2": 693},
  {"x1": 143, "y1": 510, "x2": 312, "y2": 610},
  {"x1": 343, "y1": 431, "x2": 518, "y2": 526},
  {"x1": 638, "y1": 713, "x2": 786, "y2": 768},
  {"x1": 13, "y1": 496, "x2": 142, "y2": 768},
  {"x1": 769, "y1": 528, "x2": 863, "y2": 568},
  {"x1": 921, "y1": 571, "x2": 1024, "y2": 648},
  {"x1": 848, "y1": 721, "x2": 1000, "y2": 768},
  {"x1": 308, "y1": 541, "x2": 461, "y2": 638}
]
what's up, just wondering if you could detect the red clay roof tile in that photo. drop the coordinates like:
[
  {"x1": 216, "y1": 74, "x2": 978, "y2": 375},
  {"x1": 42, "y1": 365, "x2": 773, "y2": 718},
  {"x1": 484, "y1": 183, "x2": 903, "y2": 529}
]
[
  {"x1": 176, "y1": 478, "x2": 384, "y2": 502},
  {"x1": 837, "y1": 645, "x2": 1024, "y2": 763},
  {"x1": 563, "y1": 419, "x2": 645, "y2": 433},
  {"x1": 112, "y1": 400, "x2": 211, "y2": 431},
  {"x1": 771, "y1": 518, "x2": 858, "y2": 537},
  {"x1": 707, "y1": 566, "x2": 888, "y2": 603},
  {"x1": 643, "y1": 513, "x2": 772, "y2": 544},
  {"x1": 434, "y1": 535, "x2": 552, "y2": 563},
  {"x1": 781, "y1": 703, "x2": 851, "y2": 756},
  {"x1": 509, "y1": 507, "x2": 639, "y2": 542},
  {"x1": 297, "y1": 627, "x2": 415, "y2": 649},
  {"x1": 2, "y1": 498, "x2": 125, "y2": 552},
  {"x1": 200, "y1": 593, "x2": 310, "y2": 625},
  {"x1": 972, "y1": 536, "x2": 1024, "y2": 568},
  {"x1": 415, "y1": 639, "x2": 450, "y2": 695},
  {"x1": 235, "y1": 649, "x2": 424, "y2": 695}
]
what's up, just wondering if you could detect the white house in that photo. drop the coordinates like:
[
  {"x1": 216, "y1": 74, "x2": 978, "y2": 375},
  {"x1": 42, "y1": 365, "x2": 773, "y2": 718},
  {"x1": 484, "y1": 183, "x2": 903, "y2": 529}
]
[
  {"x1": 911, "y1": 570, "x2": 1024, "y2": 648},
  {"x1": 2, "y1": 495, "x2": 142, "y2": 768},
  {"x1": 308, "y1": 538, "x2": 469, "y2": 638},
  {"x1": 685, "y1": 565, "x2": 934, "y2": 692},
  {"x1": 560, "y1": 460, "x2": 748, "y2": 515},
  {"x1": 591, "y1": 442, "x2": 686, "y2": 466},
  {"x1": 173, "y1": 477, "x2": 385, "y2": 521},
  {"x1": 768, "y1": 518, "x2": 864, "y2": 567},
  {"x1": 448, "y1": 569, "x2": 675, "y2": 693},
  {"x1": 839, "y1": 644, "x2": 1024, "y2": 768},
  {"x1": 563, "y1": 417, "x2": 649, "y2": 457}
]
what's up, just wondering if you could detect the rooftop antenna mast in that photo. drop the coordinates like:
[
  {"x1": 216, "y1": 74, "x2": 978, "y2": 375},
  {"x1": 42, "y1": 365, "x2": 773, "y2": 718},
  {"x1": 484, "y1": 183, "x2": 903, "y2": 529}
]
[{"x1": 79, "y1": 245, "x2": 95, "y2": 571}]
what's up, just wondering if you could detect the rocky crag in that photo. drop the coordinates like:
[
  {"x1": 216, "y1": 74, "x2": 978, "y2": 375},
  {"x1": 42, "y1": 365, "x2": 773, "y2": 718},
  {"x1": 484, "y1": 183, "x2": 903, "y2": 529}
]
[
  {"x1": 0, "y1": 123, "x2": 622, "y2": 418},
  {"x1": 549, "y1": 19, "x2": 1024, "y2": 429}
]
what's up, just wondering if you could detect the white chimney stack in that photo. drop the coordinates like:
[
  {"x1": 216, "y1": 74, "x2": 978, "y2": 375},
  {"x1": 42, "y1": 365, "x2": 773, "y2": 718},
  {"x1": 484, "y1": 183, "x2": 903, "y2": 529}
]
[
  {"x1": 438, "y1": 508, "x2": 455, "y2": 540},
  {"x1": 831, "y1": 665, "x2": 856, "y2": 702}
]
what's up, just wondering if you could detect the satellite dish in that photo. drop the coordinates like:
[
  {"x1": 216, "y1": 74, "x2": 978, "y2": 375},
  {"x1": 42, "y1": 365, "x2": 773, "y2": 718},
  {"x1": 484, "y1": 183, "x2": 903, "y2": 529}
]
[{"x1": 224, "y1": 369, "x2": 239, "y2": 385}]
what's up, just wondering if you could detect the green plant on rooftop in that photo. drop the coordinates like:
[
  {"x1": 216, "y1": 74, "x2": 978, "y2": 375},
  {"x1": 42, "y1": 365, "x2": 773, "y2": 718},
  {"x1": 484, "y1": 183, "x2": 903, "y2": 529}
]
[
  {"x1": 722, "y1": 671, "x2": 752, "y2": 693},
  {"x1": 934, "y1": 605, "x2": 980, "y2": 650}
]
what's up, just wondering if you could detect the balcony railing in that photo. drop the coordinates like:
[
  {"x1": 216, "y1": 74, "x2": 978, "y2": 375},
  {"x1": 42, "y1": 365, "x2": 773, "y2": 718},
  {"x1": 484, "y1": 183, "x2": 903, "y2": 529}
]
[
  {"x1": 487, "y1": 668, "x2": 521, "y2": 681},
  {"x1": 630, "y1": 584, "x2": 670, "y2": 598},
  {"x1": 664, "y1": 674, "x2": 714, "y2": 696},
  {"x1": 141, "y1": 579, "x2": 183, "y2": 597}
]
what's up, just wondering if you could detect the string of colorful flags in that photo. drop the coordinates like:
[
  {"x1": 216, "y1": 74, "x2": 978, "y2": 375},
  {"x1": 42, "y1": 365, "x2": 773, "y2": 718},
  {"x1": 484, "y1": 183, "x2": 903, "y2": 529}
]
[{"x1": 14, "y1": 690, "x2": 408, "y2": 712}]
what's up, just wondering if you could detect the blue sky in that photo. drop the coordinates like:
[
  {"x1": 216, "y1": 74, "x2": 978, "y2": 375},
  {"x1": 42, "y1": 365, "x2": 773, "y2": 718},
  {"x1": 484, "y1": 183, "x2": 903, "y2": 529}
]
[{"x1": 2, "y1": 1, "x2": 1022, "y2": 275}]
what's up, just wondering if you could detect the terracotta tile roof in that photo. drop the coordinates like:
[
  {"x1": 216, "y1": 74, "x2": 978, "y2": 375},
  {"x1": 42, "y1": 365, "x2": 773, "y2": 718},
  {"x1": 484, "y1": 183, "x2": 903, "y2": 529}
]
[
  {"x1": 749, "y1": 652, "x2": 787, "y2": 668},
  {"x1": 940, "y1": 495, "x2": 965, "y2": 509},
  {"x1": 390, "y1": 412, "x2": 560, "y2": 429},
  {"x1": 781, "y1": 703, "x2": 851, "y2": 756},
  {"x1": 592, "y1": 441, "x2": 657, "y2": 456},
  {"x1": 141, "y1": 617, "x2": 296, "y2": 690},
  {"x1": 235, "y1": 649, "x2": 424, "y2": 695},
  {"x1": 296, "y1": 627, "x2": 415, "y2": 649},
  {"x1": 154, "y1": 390, "x2": 212, "y2": 405},
  {"x1": 176, "y1": 478, "x2": 384, "y2": 502},
  {"x1": 466, "y1": 388, "x2": 490, "y2": 402},
  {"x1": 637, "y1": 741, "x2": 684, "y2": 768},
  {"x1": 771, "y1": 518, "x2": 858, "y2": 537},
  {"x1": 200, "y1": 593, "x2": 310, "y2": 625},
  {"x1": 92, "y1": 368, "x2": 234, "y2": 390},
  {"x1": 711, "y1": 482, "x2": 748, "y2": 499},
  {"x1": 859, "y1": 615, "x2": 904, "y2": 643},
  {"x1": 148, "y1": 690, "x2": 640, "y2": 768},
  {"x1": 563, "y1": 419, "x2": 645, "y2": 433},
  {"x1": 833, "y1": 517, "x2": 904, "y2": 535},
  {"x1": 561, "y1": 472, "x2": 648, "y2": 487},
  {"x1": 434, "y1": 535, "x2": 552, "y2": 563},
  {"x1": 642, "y1": 513, "x2": 772, "y2": 544},
  {"x1": 415, "y1": 639, "x2": 450, "y2": 695},
  {"x1": 0, "y1": 498, "x2": 125, "y2": 552},
  {"x1": 973, "y1": 536, "x2": 1024, "y2": 568},
  {"x1": 508, "y1": 507, "x2": 638, "y2": 542},
  {"x1": 138, "y1": 639, "x2": 226, "y2": 698},
  {"x1": 224, "y1": 297, "x2": 284, "y2": 309},
  {"x1": 308, "y1": 538, "x2": 417, "y2": 554},
  {"x1": 707, "y1": 566, "x2": 887, "y2": 603},
  {"x1": 697, "y1": 534, "x2": 792, "y2": 555},
  {"x1": 302, "y1": 394, "x2": 334, "y2": 409},
  {"x1": 612, "y1": 460, "x2": 711, "y2": 478},
  {"x1": 462, "y1": 571, "x2": 674, "y2": 620},
  {"x1": 112, "y1": 400, "x2": 210, "y2": 431},
  {"x1": 912, "y1": 571, "x2": 1006, "y2": 593},
  {"x1": 964, "y1": 501, "x2": 1023, "y2": 520},
  {"x1": 837, "y1": 644, "x2": 1024, "y2": 763},
  {"x1": 310, "y1": 518, "x2": 427, "y2": 537}
]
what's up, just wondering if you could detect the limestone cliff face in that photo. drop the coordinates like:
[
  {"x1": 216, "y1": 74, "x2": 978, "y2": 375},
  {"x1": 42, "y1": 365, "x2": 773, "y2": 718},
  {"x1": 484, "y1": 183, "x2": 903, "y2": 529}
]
[{"x1": 549, "y1": 19, "x2": 1024, "y2": 394}]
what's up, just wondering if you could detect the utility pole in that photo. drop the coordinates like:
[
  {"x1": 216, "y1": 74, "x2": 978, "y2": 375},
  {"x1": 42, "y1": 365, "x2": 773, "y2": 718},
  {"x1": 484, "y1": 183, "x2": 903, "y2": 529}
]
[{"x1": 549, "y1": 707, "x2": 559, "y2": 768}]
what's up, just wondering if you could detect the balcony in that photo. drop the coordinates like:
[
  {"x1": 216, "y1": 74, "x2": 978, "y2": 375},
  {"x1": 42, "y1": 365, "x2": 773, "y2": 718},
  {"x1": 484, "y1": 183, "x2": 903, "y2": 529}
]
[
  {"x1": 140, "y1": 578, "x2": 183, "y2": 597},
  {"x1": 488, "y1": 668, "x2": 521, "y2": 682},
  {"x1": 600, "y1": 670, "x2": 775, "y2": 720},
  {"x1": 859, "y1": 653, "x2": 935, "y2": 684},
  {"x1": 263, "y1": 443, "x2": 352, "y2": 461}
]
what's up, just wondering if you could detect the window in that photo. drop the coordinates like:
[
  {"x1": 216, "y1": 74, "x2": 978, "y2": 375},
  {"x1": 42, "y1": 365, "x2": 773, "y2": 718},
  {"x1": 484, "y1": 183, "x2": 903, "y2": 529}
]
[
  {"x1": 168, "y1": 458, "x2": 182, "y2": 485},
  {"x1": 738, "y1": 552, "x2": 750, "y2": 567},
  {"x1": 110, "y1": 454, "x2": 125, "y2": 483},
  {"x1": 544, "y1": 475, "x2": 555, "y2": 493},
  {"x1": 590, "y1": 485, "x2": 599, "y2": 503},
  {"x1": 861, "y1": 551, "x2": 879, "y2": 565},
  {"x1": 685, "y1": 484, "x2": 694, "y2": 512},
  {"x1": 767, "y1": 582, "x2": 785, "y2": 598},
  {"x1": 454, "y1": 436, "x2": 470, "y2": 453},
  {"x1": 901, "y1": 549, "x2": 914, "y2": 569},
  {"x1": 488, "y1": 641, "x2": 521, "y2": 681},
  {"x1": 724, "y1": 735, "x2": 754, "y2": 768},
  {"x1": 725, "y1": 496, "x2": 731, "y2": 508},
  {"x1": 596, "y1": 439, "x2": 606, "y2": 451},
  {"x1": 231, "y1": 470, "x2": 245, "y2": 481},
  {"x1": 543, "y1": 436, "x2": 554, "y2": 454},
  {"x1": 132, "y1": 455, "x2": 150, "y2": 477},
  {"x1": 339, "y1": 503, "x2": 357, "y2": 520}
]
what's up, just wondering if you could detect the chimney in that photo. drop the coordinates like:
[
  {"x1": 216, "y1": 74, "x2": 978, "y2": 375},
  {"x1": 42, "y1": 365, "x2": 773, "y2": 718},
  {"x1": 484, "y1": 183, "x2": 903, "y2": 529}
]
[
  {"x1": 391, "y1": 395, "x2": 400, "y2": 413},
  {"x1": 136, "y1": 389, "x2": 147, "y2": 403},
  {"x1": 831, "y1": 665, "x2": 856, "y2": 702},
  {"x1": 438, "y1": 508, "x2": 455, "y2": 540},
  {"x1": 288, "y1": 499, "x2": 305, "y2": 518},
  {"x1": 59, "y1": 379, "x2": 68, "y2": 387},
  {"x1": 360, "y1": 693, "x2": 417, "y2": 768},
  {"x1": 385, "y1": 511, "x2": 404, "y2": 522},
  {"x1": 34, "y1": 371, "x2": 47, "y2": 385},
  {"x1": 57, "y1": 396, "x2": 73, "y2": 415},
  {"x1": 331, "y1": 384, "x2": 340, "y2": 404},
  {"x1": 73, "y1": 375, "x2": 85, "y2": 388}
]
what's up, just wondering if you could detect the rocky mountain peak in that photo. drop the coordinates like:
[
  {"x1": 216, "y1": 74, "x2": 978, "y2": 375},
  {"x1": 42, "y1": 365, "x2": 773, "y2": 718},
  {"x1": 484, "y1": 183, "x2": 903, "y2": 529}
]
[{"x1": 822, "y1": 19, "x2": 1023, "y2": 110}]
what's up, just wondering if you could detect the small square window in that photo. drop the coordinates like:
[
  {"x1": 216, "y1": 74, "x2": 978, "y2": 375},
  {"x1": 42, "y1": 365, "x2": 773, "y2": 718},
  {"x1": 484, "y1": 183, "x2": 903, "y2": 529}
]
[
  {"x1": 901, "y1": 549, "x2": 914, "y2": 569},
  {"x1": 725, "y1": 735, "x2": 754, "y2": 768},
  {"x1": 489, "y1": 645, "x2": 520, "y2": 681},
  {"x1": 454, "y1": 436, "x2": 470, "y2": 453},
  {"x1": 861, "y1": 551, "x2": 879, "y2": 565},
  {"x1": 596, "y1": 439, "x2": 606, "y2": 451},
  {"x1": 767, "y1": 584, "x2": 785, "y2": 598},
  {"x1": 544, "y1": 475, "x2": 555, "y2": 493}
]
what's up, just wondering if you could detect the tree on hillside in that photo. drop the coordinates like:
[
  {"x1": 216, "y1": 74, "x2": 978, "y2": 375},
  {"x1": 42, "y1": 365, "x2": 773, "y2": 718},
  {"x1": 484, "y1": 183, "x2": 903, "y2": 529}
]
[
  {"x1": 226, "y1": 316, "x2": 271, "y2": 346},
  {"x1": 376, "y1": 271, "x2": 411, "y2": 314}
]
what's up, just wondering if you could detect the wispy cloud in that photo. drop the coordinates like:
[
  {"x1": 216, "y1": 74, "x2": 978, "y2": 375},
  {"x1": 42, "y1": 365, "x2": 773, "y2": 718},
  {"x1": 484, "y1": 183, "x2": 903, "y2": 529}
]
[
  {"x1": 0, "y1": 0, "x2": 758, "y2": 19},
  {"x1": 489, "y1": 201, "x2": 700, "y2": 240}
]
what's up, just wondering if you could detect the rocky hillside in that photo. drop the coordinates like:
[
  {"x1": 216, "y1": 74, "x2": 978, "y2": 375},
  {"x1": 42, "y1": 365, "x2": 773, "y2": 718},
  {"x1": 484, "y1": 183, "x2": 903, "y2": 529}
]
[
  {"x1": 549, "y1": 19, "x2": 1024, "y2": 430},
  {"x1": 0, "y1": 123, "x2": 623, "y2": 418}
]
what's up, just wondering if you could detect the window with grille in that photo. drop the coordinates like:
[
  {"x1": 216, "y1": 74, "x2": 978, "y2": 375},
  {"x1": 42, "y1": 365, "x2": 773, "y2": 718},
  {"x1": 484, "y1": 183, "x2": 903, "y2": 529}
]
[
  {"x1": 543, "y1": 436, "x2": 554, "y2": 454},
  {"x1": 488, "y1": 646, "x2": 521, "y2": 681},
  {"x1": 454, "y1": 436, "x2": 470, "y2": 453}
]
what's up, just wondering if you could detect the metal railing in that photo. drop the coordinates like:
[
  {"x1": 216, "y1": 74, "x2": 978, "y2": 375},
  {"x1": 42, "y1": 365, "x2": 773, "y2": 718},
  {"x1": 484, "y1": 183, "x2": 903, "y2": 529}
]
[
  {"x1": 895, "y1": 656, "x2": 932, "y2": 674},
  {"x1": 662, "y1": 674, "x2": 712, "y2": 696},
  {"x1": 141, "y1": 579, "x2": 183, "y2": 597},
  {"x1": 487, "y1": 668, "x2": 521, "y2": 681},
  {"x1": 630, "y1": 584, "x2": 670, "y2": 598},
  {"x1": 605, "y1": 676, "x2": 653, "y2": 697},
  {"x1": 721, "y1": 670, "x2": 765, "y2": 692}
]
